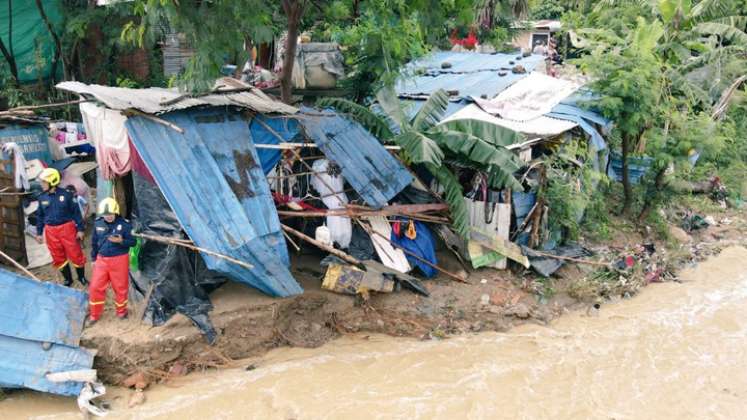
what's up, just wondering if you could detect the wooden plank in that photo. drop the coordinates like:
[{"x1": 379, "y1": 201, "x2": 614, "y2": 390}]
[{"x1": 469, "y1": 228, "x2": 530, "y2": 268}]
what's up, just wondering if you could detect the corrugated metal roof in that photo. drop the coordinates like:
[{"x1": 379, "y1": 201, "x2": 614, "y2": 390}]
[
  {"x1": 125, "y1": 108, "x2": 303, "y2": 297},
  {"x1": 443, "y1": 106, "x2": 577, "y2": 137},
  {"x1": 0, "y1": 268, "x2": 94, "y2": 396},
  {"x1": 56, "y1": 78, "x2": 297, "y2": 115},
  {"x1": 299, "y1": 108, "x2": 413, "y2": 208},
  {"x1": 0, "y1": 268, "x2": 88, "y2": 347},
  {"x1": 441, "y1": 72, "x2": 581, "y2": 137},
  {"x1": 395, "y1": 51, "x2": 545, "y2": 101}
]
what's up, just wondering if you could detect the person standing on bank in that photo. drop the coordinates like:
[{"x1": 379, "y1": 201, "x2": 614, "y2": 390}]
[
  {"x1": 89, "y1": 198, "x2": 135, "y2": 324},
  {"x1": 35, "y1": 168, "x2": 87, "y2": 287}
]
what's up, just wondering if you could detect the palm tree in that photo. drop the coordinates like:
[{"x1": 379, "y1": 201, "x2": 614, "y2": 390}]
[{"x1": 319, "y1": 88, "x2": 524, "y2": 237}]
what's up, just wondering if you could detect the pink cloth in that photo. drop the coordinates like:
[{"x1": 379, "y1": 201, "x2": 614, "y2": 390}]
[
  {"x1": 129, "y1": 139, "x2": 155, "y2": 184},
  {"x1": 80, "y1": 103, "x2": 131, "y2": 180}
]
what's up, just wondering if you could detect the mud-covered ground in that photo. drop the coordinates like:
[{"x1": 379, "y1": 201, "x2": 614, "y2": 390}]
[{"x1": 24, "y1": 205, "x2": 747, "y2": 386}]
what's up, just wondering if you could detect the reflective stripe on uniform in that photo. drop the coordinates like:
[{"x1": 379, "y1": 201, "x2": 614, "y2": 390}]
[
  {"x1": 89, "y1": 300, "x2": 105, "y2": 306},
  {"x1": 114, "y1": 300, "x2": 128, "y2": 307}
]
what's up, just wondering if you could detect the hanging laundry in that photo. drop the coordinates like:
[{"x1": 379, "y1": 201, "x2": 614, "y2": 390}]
[
  {"x1": 390, "y1": 218, "x2": 438, "y2": 278},
  {"x1": 1, "y1": 143, "x2": 30, "y2": 190},
  {"x1": 129, "y1": 139, "x2": 155, "y2": 184},
  {"x1": 310, "y1": 159, "x2": 352, "y2": 248},
  {"x1": 80, "y1": 103, "x2": 131, "y2": 179}
]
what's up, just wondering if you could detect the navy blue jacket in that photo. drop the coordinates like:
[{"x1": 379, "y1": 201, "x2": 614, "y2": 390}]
[
  {"x1": 91, "y1": 216, "x2": 136, "y2": 260},
  {"x1": 36, "y1": 188, "x2": 84, "y2": 236}
]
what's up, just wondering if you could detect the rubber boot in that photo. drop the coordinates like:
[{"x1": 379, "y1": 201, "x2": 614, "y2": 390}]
[
  {"x1": 75, "y1": 266, "x2": 88, "y2": 286},
  {"x1": 60, "y1": 264, "x2": 73, "y2": 287}
]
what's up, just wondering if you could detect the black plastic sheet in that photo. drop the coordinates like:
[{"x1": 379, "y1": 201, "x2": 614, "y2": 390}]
[
  {"x1": 129, "y1": 172, "x2": 226, "y2": 344},
  {"x1": 522, "y1": 243, "x2": 592, "y2": 277}
]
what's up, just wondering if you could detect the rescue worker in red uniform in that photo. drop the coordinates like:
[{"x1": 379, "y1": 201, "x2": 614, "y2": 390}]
[
  {"x1": 89, "y1": 198, "x2": 136, "y2": 324},
  {"x1": 35, "y1": 168, "x2": 87, "y2": 287}
]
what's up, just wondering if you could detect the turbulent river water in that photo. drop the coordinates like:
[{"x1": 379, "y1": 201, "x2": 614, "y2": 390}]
[{"x1": 4, "y1": 246, "x2": 747, "y2": 420}]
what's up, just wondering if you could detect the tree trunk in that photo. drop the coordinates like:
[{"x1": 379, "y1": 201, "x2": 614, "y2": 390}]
[
  {"x1": 621, "y1": 133, "x2": 633, "y2": 216},
  {"x1": 1, "y1": 1, "x2": 18, "y2": 82},
  {"x1": 34, "y1": 0, "x2": 67, "y2": 81},
  {"x1": 280, "y1": 0, "x2": 304, "y2": 104},
  {"x1": 637, "y1": 165, "x2": 667, "y2": 223}
]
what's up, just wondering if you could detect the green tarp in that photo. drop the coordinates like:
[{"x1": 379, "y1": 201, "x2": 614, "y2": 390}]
[{"x1": 0, "y1": 0, "x2": 63, "y2": 83}]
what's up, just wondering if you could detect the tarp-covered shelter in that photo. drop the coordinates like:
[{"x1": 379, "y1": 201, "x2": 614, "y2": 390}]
[{"x1": 56, "y1": 79, "x2": 414, "y2": 340}]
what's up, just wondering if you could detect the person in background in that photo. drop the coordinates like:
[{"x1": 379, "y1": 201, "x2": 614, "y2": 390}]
[
  {"x1": 533, "y1": 40, "x2": 547, "y2": 55},
  {"x1": 88, "y1": 198, "x2": 136, "y2": 325},
  {"x1": 35, "y1": 168, "x2": 87, "y2": 287},
  {"x1": 65, "y1": 185, "x2": 88, "y2": 225}
]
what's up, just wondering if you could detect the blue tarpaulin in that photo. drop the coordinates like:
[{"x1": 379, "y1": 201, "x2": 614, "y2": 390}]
[
  {"x1": 0, "y1": 124, "x2": 53, "y2": 163},
  {"x1": 299, "y1": 108, "x2": 413, "y2": 208},
  {"x1": 0, "y1": 268, "x2": 94, "y2": 396},
  {"x1": 126, "y1": 109, "x2": 302, "y2": 297},
  {"x1": 250, "y1": 114, "x2": 301, "y2": 174}
]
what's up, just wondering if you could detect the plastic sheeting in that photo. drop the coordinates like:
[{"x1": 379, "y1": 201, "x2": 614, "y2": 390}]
[
  {"x1": 300, "y1": 108, "x2": 413, "y2": 208},
  {"x1": 125, "y1": 108, "x2": 302, "y2": 297},
  {"x1": 310, "y1": 159, "x2": 352, "y2": 248},
  {"x1": 0, "y1": 1, "x2": 63, "y2": 83},
  {"x1": 249, "y1": 114, "x2": 301, "y2": 174},
  {"x1": 390, "y1": 220, "x2": 438, "y2": 278},
  {"x1": 130, "y1": 172, "x2": 224, "y2": 343}
]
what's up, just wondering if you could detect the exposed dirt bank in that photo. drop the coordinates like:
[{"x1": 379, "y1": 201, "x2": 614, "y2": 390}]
[{"x1": 23, "y1": 207, "x2": 747, "y2": 387}]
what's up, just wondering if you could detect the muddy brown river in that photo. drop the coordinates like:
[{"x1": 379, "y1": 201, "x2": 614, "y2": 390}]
[{"x1": 4, "y1": 246, "x2": 747, "y2": 419}]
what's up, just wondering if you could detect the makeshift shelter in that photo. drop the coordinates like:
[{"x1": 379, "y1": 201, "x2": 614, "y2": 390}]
[
  {"x1": 394, "y1": 52, "x2": 611, "y2": 273},
  {"x1": 56, "y1": 79, "x2": 415, "y2": 340}
]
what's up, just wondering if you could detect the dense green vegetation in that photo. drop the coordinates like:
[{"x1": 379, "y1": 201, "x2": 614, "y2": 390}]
[{"x1": 1, "y1": 0, "x2": 745, "y2": 238}]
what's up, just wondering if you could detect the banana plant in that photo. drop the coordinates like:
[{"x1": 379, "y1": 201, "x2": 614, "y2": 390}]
[{"x1": 318, "y1": 88, "x2": 524, "y2": 238}]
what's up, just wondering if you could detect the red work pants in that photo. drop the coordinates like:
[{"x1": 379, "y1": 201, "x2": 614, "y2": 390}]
[
  {"x1": 89, "y1": 254, "x2": 129, "y2": 320},
  {"x1": 44, "y1": 221, "x2": 86, "y2": 269}
]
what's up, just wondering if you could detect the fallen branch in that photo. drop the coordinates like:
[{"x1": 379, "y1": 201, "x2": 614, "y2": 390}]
[
  {"x1": 0, "y1": 249, "x2": 41, "y2": 281},
  {"x1": 280, "y1": 224, "x2": 361, "y2": 266},
  {"x1": 133, "y1": 233, "x2": 254, "y2": 270}
]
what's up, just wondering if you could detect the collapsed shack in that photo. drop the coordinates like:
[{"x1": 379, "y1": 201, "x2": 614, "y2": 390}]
[
  {"x1": 56, "y1": 79, "x2": 442, "y2": 342},
  {"x1": 394, "y1": 52, "x2": 612, "y2": 276}
]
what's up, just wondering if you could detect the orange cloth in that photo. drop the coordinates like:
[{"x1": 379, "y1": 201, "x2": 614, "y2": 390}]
[
  {"x1": 44, "y1": 221, "x2": 86, "y2": 269},
  {"x1": 89, "y1": 254, "x2": 129, "y2": 320}
]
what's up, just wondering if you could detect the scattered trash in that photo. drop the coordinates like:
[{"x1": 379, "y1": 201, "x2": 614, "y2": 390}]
[
  {"x1": 480, "y1": 279, "x2": 488, "y2": 284},
  {"x1": 245, "y1": 364, "x2": 258, "y2": 371},
  {"x1": 480, "y1": 294, "x2": 490, "y2": 305},
  {"x1": 77, "y1": 382, "x2": 108, "y2": 417},
  {"x1": 522, "y1": 243, "x2": 592, "y2": 277}
]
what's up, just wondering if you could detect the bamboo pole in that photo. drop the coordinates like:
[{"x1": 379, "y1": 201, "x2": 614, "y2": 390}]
[
  {"x1": 3, "y1": 98, "x2": 90, "y2": 112},
  {"x1": 0, "y1": 249, "x2": 41, "y2": 281},
  {"x1": 133, "y1": 233, "x2": 254, "y2": 270},
  {"x1": 280, "y1": 224, "x2": 361, "y2": 266}
]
